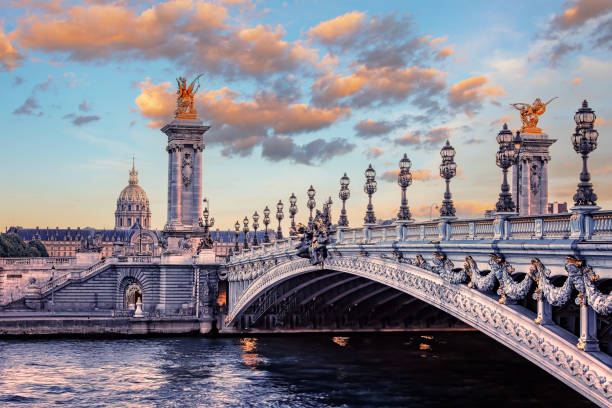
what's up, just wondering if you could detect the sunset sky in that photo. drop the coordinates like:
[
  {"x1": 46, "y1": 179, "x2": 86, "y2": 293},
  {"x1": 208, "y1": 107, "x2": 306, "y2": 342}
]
[{"x1": 1, "y1": 0, "x2": 611, "y2": 230}]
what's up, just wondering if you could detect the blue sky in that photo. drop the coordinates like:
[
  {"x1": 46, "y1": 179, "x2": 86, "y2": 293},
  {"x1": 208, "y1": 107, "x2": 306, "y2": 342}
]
[{"x1": 1, "y1": 0, "x2": 611, "y2": 230}]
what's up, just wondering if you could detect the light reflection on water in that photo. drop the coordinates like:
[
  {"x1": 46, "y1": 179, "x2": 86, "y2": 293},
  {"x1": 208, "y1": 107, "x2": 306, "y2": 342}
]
[{"x1": 0, "y1": 333, "x2": 594, "y2": 407}]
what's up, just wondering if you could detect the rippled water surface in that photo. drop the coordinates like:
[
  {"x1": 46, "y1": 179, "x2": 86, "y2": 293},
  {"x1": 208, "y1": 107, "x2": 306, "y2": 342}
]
[{"x1": 0, "y1": 332, "x2": 594, "y2": 407}]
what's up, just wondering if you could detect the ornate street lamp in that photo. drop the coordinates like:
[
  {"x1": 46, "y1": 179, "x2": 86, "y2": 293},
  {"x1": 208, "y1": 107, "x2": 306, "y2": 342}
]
[
  {"x1": 252, "y1": 211, "x2": 260, "y2": 246},
  {"x1": 495, "y1": 124, "x2": 521, "y2": 212},
  {"x1": 439, "y1": 140, "x2": 457, "y2": 217},
  {"x1": 397, "y1": 154, "x2": 413, "y2": 221},
  {"x1": 198, "y1": 200, "x2": 215, "y2": 251},
  {"x1": 234, "y1": 220, "x2": 240, "y2": 252},
  {"x1": 242, "y1": 216, "x2": 249, "y2": 250},
  {"x1": 307, "y1": 185, "x2": 316, "y2": 227},
  {"x1": 276, "y1": 200, "x2": 284, "y2": 239},
  {"x1": 363, "y1": 164, "x2": 377, "y2": 224},
  {"x1": 289, "y1": 193, "x2": 298, "y2": 236},
  {"x1": 572, "y1": 100, "x2": 599, "y2": 206},
  {"x1": 263, "y1": 206, "x2": 271, "y2": 243},
  {"x1": 338, "y1": 173, "x2": 350, "y2": 227}
]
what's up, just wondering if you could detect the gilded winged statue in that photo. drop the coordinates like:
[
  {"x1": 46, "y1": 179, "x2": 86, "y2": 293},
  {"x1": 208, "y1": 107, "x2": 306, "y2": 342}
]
[
  {"x1": 175, "y1": 74, "x2": 203, "y2": 119},
  {"x1": 510, "y1": 97, "x2": 557, "y2": 133}
]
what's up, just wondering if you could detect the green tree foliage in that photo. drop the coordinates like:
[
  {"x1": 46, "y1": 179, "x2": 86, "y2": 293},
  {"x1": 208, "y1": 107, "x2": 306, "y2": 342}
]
[{"x1": 0, "y1": 233, "x2": 49, "y2": 257}]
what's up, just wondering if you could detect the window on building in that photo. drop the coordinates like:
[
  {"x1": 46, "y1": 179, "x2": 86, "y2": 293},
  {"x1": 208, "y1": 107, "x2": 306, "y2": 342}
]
[{"x1": 128, "y1": 218, "x2": 131, "y2": 226}]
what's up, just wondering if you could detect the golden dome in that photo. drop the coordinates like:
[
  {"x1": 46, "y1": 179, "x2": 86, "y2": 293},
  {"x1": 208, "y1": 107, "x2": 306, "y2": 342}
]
[
  {"x1": 118, "y1": 184, "x2": 149, "y2": 203},
  {"x1": 115, "y1": 159, "x2": 152, "y2": 230},
  {"x1": 117, "y1": 162, "x2": 149, "y2": 203}
]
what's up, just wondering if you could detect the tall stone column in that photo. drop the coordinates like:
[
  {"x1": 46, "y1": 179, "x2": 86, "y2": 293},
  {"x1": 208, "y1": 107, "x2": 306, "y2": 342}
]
[
  {"x1": 512, "y1": 132, "x2": 556, "y2": 216},
  {"x1": 161, "y1": 117, "x2": 209, "y2": 252}
]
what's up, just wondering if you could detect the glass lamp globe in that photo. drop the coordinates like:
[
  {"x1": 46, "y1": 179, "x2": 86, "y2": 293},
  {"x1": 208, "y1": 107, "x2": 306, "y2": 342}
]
[
  {"x1": 365, "y1": 164, "x2": 376, "y2": 180},
  {"x1": 399, "y1": 154, "x2": 411, "y2": 170}
]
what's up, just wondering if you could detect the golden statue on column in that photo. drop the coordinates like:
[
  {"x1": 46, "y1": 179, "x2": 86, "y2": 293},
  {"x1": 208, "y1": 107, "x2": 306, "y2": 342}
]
[
  {"x1": 510, "y1": 97, "x2": 557, "y2": 133},
  {"x1": 175, "y1": 74, "x2": 203, "y2": 120}
]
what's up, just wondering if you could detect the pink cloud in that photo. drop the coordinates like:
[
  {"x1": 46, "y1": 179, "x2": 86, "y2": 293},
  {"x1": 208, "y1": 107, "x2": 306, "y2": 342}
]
[
  {"x1": 0, "y1": 26, "x2": 23, "y2": 71},
  {"x1": 313, "y1": 65, "x2": 446, "y2": 108},
  {"x1": 10, "y1": 0, "x2": 319, "y2": 79},
  {"x1": 365, "y1": 147, "x2": 384, "y2": 158},
  {"x1": 447, "y1": 75, "x2": 505, "y2": 116},
  {"x1": 134, "y1": 78, "x2": 350, "y2": 156},
  {"x1": 307, "y1": 11, "x2": 366, "y2": 44}
]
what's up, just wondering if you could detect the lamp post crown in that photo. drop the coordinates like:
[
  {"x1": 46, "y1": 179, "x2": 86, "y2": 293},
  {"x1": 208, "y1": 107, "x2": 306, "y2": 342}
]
[
  {"x1": 399, "y1": 153, "x2": 411, "y2": 170},
  {"x1": 365, "y1": 164, "x2": 376, "y2": 179}
]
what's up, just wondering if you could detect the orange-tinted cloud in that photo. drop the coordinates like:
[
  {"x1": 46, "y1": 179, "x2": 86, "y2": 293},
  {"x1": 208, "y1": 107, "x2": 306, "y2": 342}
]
[
  {"x1": 490, "y1": 116, "x2": 512, "y2": 127},
  {"x1": 365, "y1": 147, "x2": 384, "y2": 158},
  {"x1": 134, "y1": 78, "x2": 350, "y2": 156},
  {"x1": 11, "y1": 0, "x2": 318, "y2": 78},
  {"x1": 0, "y1": 26, "x2": 23, "y2": 71},
  {"x1": 437, "y1": 46, "x2": 455, "y2": 59},
  {"x1": 412, "y1": 169, "x2": 433, "y2": 181},
  {"x1": 313, "y1": 65, "x2": 446, "y2": 108},
  {"x1": 595, "y1": 117, "x2": 610, "y2": 126},
  {"x1": 593, "y1": 166, "x2": 612, "y2": 176},
  {"x1": 307, "y1": 11, "x2": 365, "y2": 44},
  {"x1": 381, "y1": 168, "x2": 433, "y2": 182},
  {"x1": 551, "y1": 0, "x2": 612, "y2": 30},
  {"x1": 394, "y1": 133, "x2": 420, "y2": 146},
  {"x1": 572, "y1": 77, "x2": 583, "y2": 84},
  {"x1": 447, "y1": 76, "x2": 505, "y2": 116}
]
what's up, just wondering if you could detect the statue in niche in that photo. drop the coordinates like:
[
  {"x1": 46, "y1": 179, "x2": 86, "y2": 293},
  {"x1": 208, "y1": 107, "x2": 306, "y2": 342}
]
[
  {"x1": 175, "y1": 74, "x2": 203, "y2": 119},
  {"x1": 530, "y1": 162, "x2": 540, "y2": 196},
  {"x1": 182, "y1": 153, "x2": 193, "y2": 187},
  {"x1": 510, "y1": 97, "x2": 557, "y2": 133}
]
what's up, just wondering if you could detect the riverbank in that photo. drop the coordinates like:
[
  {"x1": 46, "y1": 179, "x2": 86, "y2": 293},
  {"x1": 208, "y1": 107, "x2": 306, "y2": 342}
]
[
  {"x1": 0, "y1": 313, "x2": 475, "y2": 338},
  {"x1": 0, "y1": 315, "x2": 214, "y2": 337}
]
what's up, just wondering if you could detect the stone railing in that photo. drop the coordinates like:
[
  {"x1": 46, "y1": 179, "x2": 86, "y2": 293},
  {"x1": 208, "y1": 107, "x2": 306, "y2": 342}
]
[
  {"x1": 229, "y1": 210, "x2": 612, "y2": 263},
  {"x1": 0, "y1": 257, "x2": 76, "y2": 267}
]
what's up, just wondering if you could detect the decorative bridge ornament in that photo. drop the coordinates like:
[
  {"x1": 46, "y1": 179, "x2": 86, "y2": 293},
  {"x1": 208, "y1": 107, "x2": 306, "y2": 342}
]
[{"x1": 223, "y1": 211, "x2": 612, "y2": 406}]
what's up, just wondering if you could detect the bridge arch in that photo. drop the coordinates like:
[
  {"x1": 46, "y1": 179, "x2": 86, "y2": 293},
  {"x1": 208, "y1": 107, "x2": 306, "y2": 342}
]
[{"x1": 227, "y1": 255, "x2": 612, "y2": 407}]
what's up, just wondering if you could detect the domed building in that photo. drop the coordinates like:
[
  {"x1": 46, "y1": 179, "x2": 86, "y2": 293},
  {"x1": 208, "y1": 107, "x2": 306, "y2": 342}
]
[{"x1": 115, "y1": 161, "x2": 151, "y2": 229}]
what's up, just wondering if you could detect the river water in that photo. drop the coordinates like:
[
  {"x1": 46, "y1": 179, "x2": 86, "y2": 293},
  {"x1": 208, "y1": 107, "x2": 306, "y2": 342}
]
[{"x1": 0, "y1": 332, "x2": 593, "y2": 407}]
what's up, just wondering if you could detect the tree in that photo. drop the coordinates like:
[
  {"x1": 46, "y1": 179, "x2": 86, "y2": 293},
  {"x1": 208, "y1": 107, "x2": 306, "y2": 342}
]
[{"x1": 0, "y1": 233, "x2": 49, "y2": 257}]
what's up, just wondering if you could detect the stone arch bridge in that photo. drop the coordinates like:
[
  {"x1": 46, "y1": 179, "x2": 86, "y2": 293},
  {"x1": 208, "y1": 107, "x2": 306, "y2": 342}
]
[{"x1": 223, "y1": 212, "x2": 612, "y2": 407}]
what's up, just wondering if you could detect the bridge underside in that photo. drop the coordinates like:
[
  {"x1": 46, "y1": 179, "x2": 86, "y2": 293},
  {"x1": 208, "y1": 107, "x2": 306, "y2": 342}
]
[{"x1": 228, "y1": 270, "x2": 470, "y2": 332}]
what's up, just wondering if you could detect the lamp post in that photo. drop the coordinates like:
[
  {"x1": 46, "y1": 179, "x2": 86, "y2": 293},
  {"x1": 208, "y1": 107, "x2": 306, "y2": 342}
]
[
  {"x1": 338, "y1": 173, "x2": 350, "y2": 227},
  {"x1": 276, "y1": 200, "x2": 284, "y2": 239},
  {"x1": 495, "y1": 124, "x2": 521, "y2": 212},
  {"x1": 252, "y1": 211, "x2": 260, "y2": 246},
  {"x1": 572, "y1": 100, "x2": 599, "y2": 206},
  {"x1": 439, "y1": 140, "x2": 457, "y2": 217},
  {"x1": 50, "y1": 265, "x2": 55, "y2": 314},
  {"x1": 289, "y1": 193, "x2": 298, "y2": 236},
  {"x1": 397, "y1": 154, "x2": 413, "y2": 221},
  {"x1": 234, "y1": 221, "x2": 240, "y2": 252},
  {"x1": 363, "y1": 164, "x2": 377, "y2": 224},
  {"x1": 263, "y1": 206, "x2": 271, "y2": 243},
  {"x1": 307, "y1": 185, "x2": 316, "y2": 227},
  {"x1": 242, "y1": 216, "x2": 249, "y2": 250}
]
